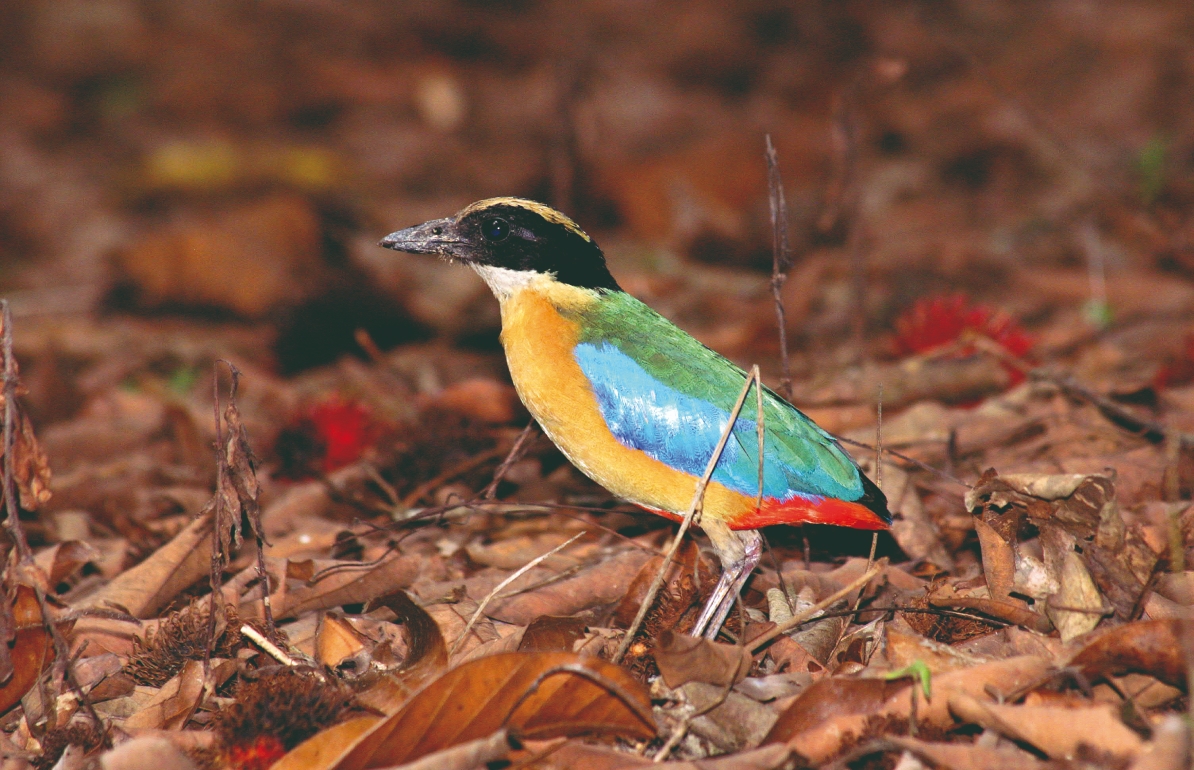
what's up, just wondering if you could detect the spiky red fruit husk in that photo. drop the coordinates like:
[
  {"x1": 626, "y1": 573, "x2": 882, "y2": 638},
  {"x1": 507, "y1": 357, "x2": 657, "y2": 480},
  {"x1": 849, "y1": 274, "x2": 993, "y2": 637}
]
[
  {"x1": 306, "y1": 397, "x2": 377, "y2": 472},
  {"x1": 894, "y1": 294, "x2": 1033, "y2": 384},
  {"x1": 226, "y1": 735, "x2": 286, "y2": 770}
]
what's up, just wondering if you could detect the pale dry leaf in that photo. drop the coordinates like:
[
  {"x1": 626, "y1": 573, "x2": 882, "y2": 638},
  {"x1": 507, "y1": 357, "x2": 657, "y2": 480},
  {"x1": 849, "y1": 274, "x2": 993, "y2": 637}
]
[
  {"x1": 98, "y1": 736, "x2": 198, "y2": 770},
  {"x1": 948, "y1": 693, "x2": 1144, "y2": 760},
  {"x1": 887, "y1": 736, "x2": 1051, "y2": 770},
  {"x1": 1046, "y1": 550, "x2": 1104, "y2": 642}
]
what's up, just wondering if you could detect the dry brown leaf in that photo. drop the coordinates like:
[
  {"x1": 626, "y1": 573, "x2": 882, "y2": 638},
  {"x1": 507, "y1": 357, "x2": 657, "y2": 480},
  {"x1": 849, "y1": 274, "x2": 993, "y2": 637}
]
[
  {"x1": 781, "y1": 655, "x2": 1052, "y2": 764},
  {"x1": 974, "y1": 518, "x2": 1014, "y2": 601},
  {"x1": 485, "y1": 548, "x2": 655, "y2": 625},
  {"x1": 123, "y1": 659, "x2": 207, "y2": 731},
  {"x1": 1128, "y1": 714, "x2": 1191, "y2": 770},
  {"x1": 371, "y1": 729, "x2": 513, "y2": 770},
  {"x1": 763, "y1": 677, "x2": 908, "y2": 745},
  {"x1": 679, "y1": 682, "x2": 780, "y2": 754},
  {"x1": 33, "y1": 540, "x2": 100, "y2": 588},
  {"x1": 355, "y1": 591, "x2": 450, "y2": 714},
  {"x1": 255, "y1": 554, "x2": 420, "y2": 621},
  {"x1": 1070, "y1": 619, "x2": 1191, "y2": 689},
  {"x1": 274, "y1": 718, "x2": 382, "y2": 770},
  {"x1": 80, "y1": 512, "x2": 213, "y2": 619},
  {"x1": 0, "y1": 585, "x2": 51, "y2": 714},
  {"x1": 331, "y1": 651, "x2": 655, "y2": 769},
  {"x1": 887, "y1": 736, "x2": 1052, "y2": 770},
  {"x1": 948, "y1": 693, "x2": 1144, "y2": 759},
  {"x1": 315, "y1": 612, "x2": 368, "y2": 668},
  {"x1": 518, "y1": 615, "x2": 588, "y2": 653},
  {"x1": 654, "y1": 631, "x2": 752, "y2": 689}
]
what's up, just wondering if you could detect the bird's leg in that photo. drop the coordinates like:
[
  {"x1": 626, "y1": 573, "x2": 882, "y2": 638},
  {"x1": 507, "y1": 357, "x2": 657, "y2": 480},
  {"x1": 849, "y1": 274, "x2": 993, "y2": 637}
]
[{"x1": 691, "y1": 522, "x2": 762, "y2": 640}]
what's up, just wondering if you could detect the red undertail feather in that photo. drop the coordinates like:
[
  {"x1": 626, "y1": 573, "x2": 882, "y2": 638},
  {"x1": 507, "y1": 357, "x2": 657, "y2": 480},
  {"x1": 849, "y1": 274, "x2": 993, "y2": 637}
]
[
  {"x1": 729, "y1": 496, "x2": 890, "y2": 531},
  {"x1": 638, "y1": 495, "x2": 890, "y2": 531}
]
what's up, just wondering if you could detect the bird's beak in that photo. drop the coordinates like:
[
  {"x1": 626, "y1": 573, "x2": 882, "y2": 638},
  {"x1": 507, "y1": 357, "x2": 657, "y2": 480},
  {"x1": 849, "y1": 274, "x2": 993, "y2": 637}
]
[{"x1": 378, "y1": 217, "x2": 466, "y2": 259}]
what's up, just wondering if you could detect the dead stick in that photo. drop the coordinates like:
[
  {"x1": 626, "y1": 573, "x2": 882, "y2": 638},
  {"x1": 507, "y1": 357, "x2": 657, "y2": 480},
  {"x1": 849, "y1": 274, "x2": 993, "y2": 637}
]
[
  {"x1": 0, "y1": 302, "x2": 109, "y2": 745},
  {"x1": 765, "y1": 135, "x2": 793, "y2": 398},
  {"x1": 449, "y1": 531, "x2": 587, "y2": 656}
]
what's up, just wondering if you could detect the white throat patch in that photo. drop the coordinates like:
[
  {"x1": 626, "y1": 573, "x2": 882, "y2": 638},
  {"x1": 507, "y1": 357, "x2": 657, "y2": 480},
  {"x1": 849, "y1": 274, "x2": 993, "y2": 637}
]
[{"x1": 471, "y1": 264, "x2": 552, "y2": 300}]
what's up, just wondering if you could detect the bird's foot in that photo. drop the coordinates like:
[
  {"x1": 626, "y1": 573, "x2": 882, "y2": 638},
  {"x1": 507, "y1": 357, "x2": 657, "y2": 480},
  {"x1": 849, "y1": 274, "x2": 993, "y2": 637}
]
[{"x1": 691, "y1": 531, "x2": 762, "y2": 640}]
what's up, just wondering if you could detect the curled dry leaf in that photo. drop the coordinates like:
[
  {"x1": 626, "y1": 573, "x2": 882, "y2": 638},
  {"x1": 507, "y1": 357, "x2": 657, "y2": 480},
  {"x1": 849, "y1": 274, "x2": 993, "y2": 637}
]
[
  {"x1": 1070, "y1": 619, "x2": 1191, "y2": 689},
  {"x1": 973, "y1": 518, "x2": 1014, "y2": 601},
  {"x1": 324, "y1": 651, "x2": 654, "y2": 770},
  {"x1": 355, "y1": 590, "x2": 450, "y2": 714},
  {"x1": 0, "y1": 585, "x2": 52, "y2": 714},
  {"x1": 654, "y1": 631, "x2": 752, "y2": 689}
]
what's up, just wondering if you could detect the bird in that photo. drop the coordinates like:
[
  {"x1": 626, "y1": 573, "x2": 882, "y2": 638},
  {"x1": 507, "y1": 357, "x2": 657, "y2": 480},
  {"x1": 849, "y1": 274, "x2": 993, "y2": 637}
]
[{"x1": 380, "y1": 198, "x2": 890, "y2": 639}]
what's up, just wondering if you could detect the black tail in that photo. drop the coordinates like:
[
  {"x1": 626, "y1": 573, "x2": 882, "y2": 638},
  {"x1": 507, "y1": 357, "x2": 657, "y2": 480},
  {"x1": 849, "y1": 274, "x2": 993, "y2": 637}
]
[{"x1": 857, "y1": 470, "x2": 892, "y2": 526}]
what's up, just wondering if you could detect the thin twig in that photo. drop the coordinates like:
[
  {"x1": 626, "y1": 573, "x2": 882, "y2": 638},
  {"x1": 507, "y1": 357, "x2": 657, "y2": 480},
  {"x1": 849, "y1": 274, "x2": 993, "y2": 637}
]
[
  {"x1": 749, "y1": 559, "x2": 886, "y2": 653},
  {"x1": 483, "y1": 422, "x2": 539, "y2": 500},
  {"x1": 449, "y1": 531, "x2": 587, "y2": 656},
  {"x1": 612, "y1": 368, "x2": 763, "y2": 664},
  {"x1": 765, "y1": 135, "x2": 793, "y2": 398},
  {"x1": 241, "y1": 623, "x2": 297, "y2": 666}
]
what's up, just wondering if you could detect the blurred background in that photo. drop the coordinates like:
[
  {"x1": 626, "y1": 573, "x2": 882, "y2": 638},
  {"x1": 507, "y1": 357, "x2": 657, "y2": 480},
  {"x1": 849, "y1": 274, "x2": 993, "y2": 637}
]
[{"x1": 1, "y1": 0, "x2": 1193, "y2": 462}]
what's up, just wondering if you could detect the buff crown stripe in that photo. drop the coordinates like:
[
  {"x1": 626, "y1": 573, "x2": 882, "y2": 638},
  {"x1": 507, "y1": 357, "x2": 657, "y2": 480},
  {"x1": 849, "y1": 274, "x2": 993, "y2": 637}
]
[{"x1": 460, "y1": 197, "x2": 592, "y2": 243}]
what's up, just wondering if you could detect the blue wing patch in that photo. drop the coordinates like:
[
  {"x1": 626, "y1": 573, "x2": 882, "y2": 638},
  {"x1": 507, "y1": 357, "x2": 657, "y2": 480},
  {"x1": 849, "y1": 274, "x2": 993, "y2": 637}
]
[{"x1": 573, "y1": 342, "x2": 861, "y2": 502}]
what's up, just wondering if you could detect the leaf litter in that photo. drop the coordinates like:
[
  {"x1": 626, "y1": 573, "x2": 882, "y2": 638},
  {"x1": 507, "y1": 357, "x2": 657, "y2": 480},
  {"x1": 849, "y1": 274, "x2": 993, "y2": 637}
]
[{"x1": 1, "y1": 5, "x2": 1194, "y2": 769}]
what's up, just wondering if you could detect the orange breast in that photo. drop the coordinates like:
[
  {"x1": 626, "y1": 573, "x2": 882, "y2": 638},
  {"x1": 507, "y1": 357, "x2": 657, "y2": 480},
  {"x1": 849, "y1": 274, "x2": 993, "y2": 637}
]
[{"x1": 498, "y1": 284, "x2": 758, "y2": 524}]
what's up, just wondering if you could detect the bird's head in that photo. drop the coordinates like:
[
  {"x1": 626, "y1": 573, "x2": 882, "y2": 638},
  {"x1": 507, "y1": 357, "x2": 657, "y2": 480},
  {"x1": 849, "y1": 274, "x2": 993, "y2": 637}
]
[{"x1": 379, "y1": 198, "x2": 620, "y2": 298}]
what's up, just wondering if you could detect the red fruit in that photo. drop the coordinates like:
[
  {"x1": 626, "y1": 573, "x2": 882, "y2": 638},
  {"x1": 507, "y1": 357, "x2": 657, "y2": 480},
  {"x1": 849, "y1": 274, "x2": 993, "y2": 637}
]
[
  {"x1": 306, "y1": 397, "x2": 378, "y2": 473},
  {"x1": 894, "y1": 294, "x2": 1033, "y2": 384},
  {"x1": 226, "y1": 735, "x2": 286, "y2": 770}
]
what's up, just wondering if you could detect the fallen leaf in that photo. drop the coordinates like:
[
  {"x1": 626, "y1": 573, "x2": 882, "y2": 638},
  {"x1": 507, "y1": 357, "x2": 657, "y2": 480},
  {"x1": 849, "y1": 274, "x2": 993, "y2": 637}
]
[
  {"x1": 1046, "y1": 551, "x2": 1105, "y2": 642},
  {"x1": 518, "y1": 615, "x2": 589, "y2": 653},
  {"x1": 0, "y1": 585, "x2": 51, "y2": 714},
  {"x1": 763, "y1": 677, "x2": 908, "y2": 744},
  {"x1": 974, "y1": 518, "x2": 1015, "y2": 601},
  {"x1": 123, "y1": 659, "x2": 208, "y2": 730},
  {"x1": 887, "y1": 736, "x2": 1051, "y2": 770},
  {"x1": 1070, "y1": 619, "x2": 1191, "y2": 689},
  {"x1": 948, "y1": 693, "x2": 1144, "y2": 759},
  {"x1": 80, "y1": 512, "x2": 213, "y2": 619},
  {"x1": 272, "y1": 717, "x2": 382, "y2": 770},
  {"x1": 333, "y1": 651, "x2": 655, "y2": 769},
  {"x1": 316, "y1": 612, "x2": 368, "y2": 668},
  {"x1": 781, "y1": 656, "x2": 1052, "y2": 763},
  {"x1": 654, "y1": 631, "x2": 752, "y2": 689},
  {"x1": 255, "y1": 554, "x2": 420, "y2": 621}
]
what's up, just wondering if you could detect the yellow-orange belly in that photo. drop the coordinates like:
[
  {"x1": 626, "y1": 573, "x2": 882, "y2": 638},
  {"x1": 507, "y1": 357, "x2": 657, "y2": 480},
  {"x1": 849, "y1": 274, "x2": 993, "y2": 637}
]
[{"x1": 497, "y1": 283, "x2": 758, "y2": 524}]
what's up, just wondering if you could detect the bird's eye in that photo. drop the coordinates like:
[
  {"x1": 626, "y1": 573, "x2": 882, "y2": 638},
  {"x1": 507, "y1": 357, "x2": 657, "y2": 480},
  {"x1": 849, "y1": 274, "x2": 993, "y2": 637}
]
[
  {"x1": 481, "y1": 217, "x2": 510, "y2": 242},
  {"x1": 431, "y1": 226, "x2": 443, "y2": 236}
]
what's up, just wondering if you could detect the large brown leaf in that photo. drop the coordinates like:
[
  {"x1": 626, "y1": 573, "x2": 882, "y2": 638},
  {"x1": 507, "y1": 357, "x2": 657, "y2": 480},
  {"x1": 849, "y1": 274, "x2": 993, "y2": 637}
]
[
  {"x1": 335, "y1": 651, "x2": 655, "y2": 769},
  {"x1": 0, "y1": 585, "x2": 52, "y2": 714}
]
